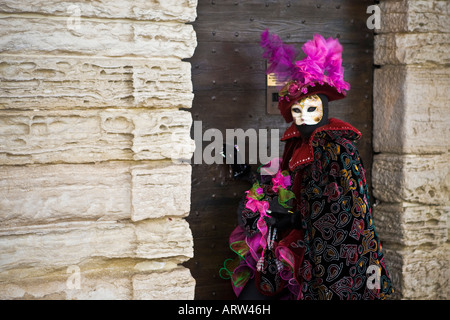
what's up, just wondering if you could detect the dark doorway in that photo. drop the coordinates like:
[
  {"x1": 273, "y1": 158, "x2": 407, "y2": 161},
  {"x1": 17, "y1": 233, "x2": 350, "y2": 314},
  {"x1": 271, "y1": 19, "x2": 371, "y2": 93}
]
[{"x1": 185, "y1": 0, "x2": 374, "y2": 300}]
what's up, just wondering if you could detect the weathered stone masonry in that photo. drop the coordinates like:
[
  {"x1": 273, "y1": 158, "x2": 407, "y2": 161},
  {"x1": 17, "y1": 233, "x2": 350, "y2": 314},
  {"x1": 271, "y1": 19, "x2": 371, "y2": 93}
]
[
  {"x1": 372, "y1": 0, "x2": 449, "y2": 299},
  {"x1": 1, "y1": 0, "x2": 448, "y2": 300},
  {"x1": 0, "y1": 1, "x2": 197, "y2": 299}
]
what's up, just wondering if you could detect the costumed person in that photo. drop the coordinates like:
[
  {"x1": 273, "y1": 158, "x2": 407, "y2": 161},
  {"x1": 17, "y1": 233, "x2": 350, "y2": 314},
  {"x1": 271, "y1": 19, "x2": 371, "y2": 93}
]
[{"x1": 219, "y1": 30, "x2": 394, "y2": 300}]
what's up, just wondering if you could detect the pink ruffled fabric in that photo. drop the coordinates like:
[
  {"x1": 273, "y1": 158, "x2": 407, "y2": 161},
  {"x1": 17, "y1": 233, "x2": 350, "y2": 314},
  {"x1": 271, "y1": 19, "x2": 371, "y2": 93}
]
[
  {"x1": 225, "y1": 224, "x2": 305, "y2": 299},
  {"x1": 220, "y1": 158, "x2": 306, "y2": 299}
]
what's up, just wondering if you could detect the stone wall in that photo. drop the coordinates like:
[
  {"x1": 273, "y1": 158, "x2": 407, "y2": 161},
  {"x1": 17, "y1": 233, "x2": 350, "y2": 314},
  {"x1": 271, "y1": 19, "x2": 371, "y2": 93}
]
[
  {"x1": 373, "y1": 0, "x2": 449, "y2": 299},
  {"x1": 0, "y1": 1, "x2": 197, "y2": 299}
]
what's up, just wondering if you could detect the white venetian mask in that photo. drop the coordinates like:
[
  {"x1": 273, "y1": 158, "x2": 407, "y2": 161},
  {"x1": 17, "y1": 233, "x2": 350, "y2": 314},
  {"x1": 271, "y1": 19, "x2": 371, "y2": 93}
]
[{"x1": 290, "y1": 94, "x2": 323, "y2": 126}]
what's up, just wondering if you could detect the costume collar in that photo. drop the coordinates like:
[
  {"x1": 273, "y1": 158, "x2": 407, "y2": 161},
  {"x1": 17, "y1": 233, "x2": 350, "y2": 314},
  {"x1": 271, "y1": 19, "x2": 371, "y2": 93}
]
[{"x1": 281, "y1": 118, "x2": 362, "y2": 171}]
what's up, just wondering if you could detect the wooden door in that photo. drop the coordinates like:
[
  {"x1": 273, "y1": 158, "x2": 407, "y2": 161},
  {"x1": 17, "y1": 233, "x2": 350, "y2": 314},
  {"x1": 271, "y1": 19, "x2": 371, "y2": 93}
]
[{"x1": 185, "y1": 0, "x2": 374, "y2": 300}]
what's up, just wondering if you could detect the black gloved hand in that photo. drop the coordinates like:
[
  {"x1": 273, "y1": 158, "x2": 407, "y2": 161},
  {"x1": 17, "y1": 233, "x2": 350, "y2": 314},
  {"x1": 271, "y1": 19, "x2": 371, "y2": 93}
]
[
  {"x1": 264, "y1": 197, "x2": 301, "y2": 231},
  {"x1": 221, "y1": 144, "x2": 252, "y2": 180},
  {"x1": 265, "y1": 212, "x2": 292, "y2": 230}
]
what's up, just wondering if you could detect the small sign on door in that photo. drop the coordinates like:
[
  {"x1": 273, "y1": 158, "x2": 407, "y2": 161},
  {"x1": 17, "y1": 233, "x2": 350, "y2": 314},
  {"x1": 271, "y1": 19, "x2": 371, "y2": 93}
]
[{"x1": 266, "y1": 68, "x2": 285, "y2": 115}]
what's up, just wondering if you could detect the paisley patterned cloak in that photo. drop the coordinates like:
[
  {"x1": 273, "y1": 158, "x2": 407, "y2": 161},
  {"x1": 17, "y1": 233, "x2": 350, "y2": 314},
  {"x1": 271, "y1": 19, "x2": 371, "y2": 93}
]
[
  {"x1": 280, "y1": 118, "x2": 394, "y2": 299},
  {"x1": 220, "y1": 118, "x2": 394, "y2": 300}
]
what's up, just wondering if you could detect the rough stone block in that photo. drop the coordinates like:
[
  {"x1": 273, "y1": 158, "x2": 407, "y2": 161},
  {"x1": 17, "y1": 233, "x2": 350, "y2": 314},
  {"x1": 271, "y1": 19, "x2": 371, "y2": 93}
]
[
  {"x1": 135, "y1": 219, "x2": 194, "y2": 260},
  {"x1": 0, "y1": 163, "x2": 131, "y2": 227},
  {"x1": 0, "y1": 221, "x2": 131, "y2": 272},
  {"x1": 0, "y1": 0, "x2": 198, "y2": 302},
  {"x1": 373, "y1": 66, "x2": 407, "y2": 154},
  {"x1": 373, "y1": 65, "x2": 450, "y2": 154},
  {"x1": 0, "y1": 218, "x2": 193, "y2": 273},
  {"x1": 0, "y1": 161, "x2": 194, "y2": 225},
  {"x1": 0, "y1": 260, "x2": 195, "y2": 300},
  {"x1": 0, "y1": 16, "x2": 196, "y2": 59},
  {"x1": 373, "y1": 202, "x2": 448, "y2": 246},
  {"x1": 374, "y1": 33, "x2": 450, "y2": 65},
  {"x1": 132, "y1": 63, "x2": 193, "y2": 108},
  {"x1": 0, "y1": 0, "x2": 198, "y2": 23},
  {"x1": 128, "y1": 110, "x2": 195, "y2": 162},
  {"x1": 372, "y1": 153, "x2": 450, "y2": 205},
  {"x1": 379, "y1": 0, "x2": 450, "y2": 33},
  {"x1": 0, "y1": 56, "x2": 194, "y2": 110},
  {"x1": 384, "y1": 245, "x2": 449, "y2": 299},
  {"x1": 132, "y1": 268, "x2": 195, "y2": 300},
  {"x1": 132, "y1": 164, "x2": 192, "y2": 221},
  {"x1": 1, "y1": 274, "x2": 147, "y2": 299},
  {"x1": 0, "y1": 109, "x2": 194, "y2": 164}
]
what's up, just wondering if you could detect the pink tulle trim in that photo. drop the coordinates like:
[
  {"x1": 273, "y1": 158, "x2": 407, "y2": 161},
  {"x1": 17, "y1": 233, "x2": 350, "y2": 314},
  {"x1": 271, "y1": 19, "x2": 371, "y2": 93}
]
[
  {"x1": 226, "y1": 225, "x2": 304, "y2": 299},
  {"x1": 275, "y1": 245, "x2": 303, "y2": 299},
  {"x1": 223, "y1": 157, "x2": 304, "y2": 299}
]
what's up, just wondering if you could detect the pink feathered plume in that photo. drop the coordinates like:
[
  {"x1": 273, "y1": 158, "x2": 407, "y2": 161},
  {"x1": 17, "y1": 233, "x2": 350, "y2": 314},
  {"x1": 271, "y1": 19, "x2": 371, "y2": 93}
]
[
  {"x1": 296, "y1": 34, "x2": 350, "y2": 92},
  {"x1": 260, "y1": 30, "x2": 350, "y2": 93},
  {"x1": 260, "y1": 29, "x2": 298, "y2": 84}
]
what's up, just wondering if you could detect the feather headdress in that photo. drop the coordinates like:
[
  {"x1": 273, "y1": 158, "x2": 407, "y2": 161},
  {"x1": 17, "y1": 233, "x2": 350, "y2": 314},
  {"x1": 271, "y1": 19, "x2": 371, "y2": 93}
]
[{"x1": 261, "y1": 29, "x2": 350, "y2": 122}]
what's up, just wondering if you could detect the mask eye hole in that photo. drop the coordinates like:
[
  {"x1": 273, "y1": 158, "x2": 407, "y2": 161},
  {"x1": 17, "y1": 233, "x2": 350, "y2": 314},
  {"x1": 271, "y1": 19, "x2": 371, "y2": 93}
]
[
  {"x1": 292, "y1": 107, "x2": 301, "y2": 113},
  {"x1": 307, "y1": 107, "x2": 317, "y2": 112}
]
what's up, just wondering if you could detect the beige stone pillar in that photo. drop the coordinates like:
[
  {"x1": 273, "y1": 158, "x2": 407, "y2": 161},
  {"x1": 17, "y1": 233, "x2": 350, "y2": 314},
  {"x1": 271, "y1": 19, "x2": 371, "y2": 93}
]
[
  {"x1": 0, "y1": 1, "x2": 197, "y2": 299},
  {"x1": 373, "y1": 0, "x2": 450, "y2": 299}
]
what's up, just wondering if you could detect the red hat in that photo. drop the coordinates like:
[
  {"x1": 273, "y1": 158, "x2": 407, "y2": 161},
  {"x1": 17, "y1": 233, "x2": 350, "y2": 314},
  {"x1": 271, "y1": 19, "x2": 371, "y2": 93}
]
[{"x1": 261, "y1": 30, "x2": 350, "y2": 123}]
